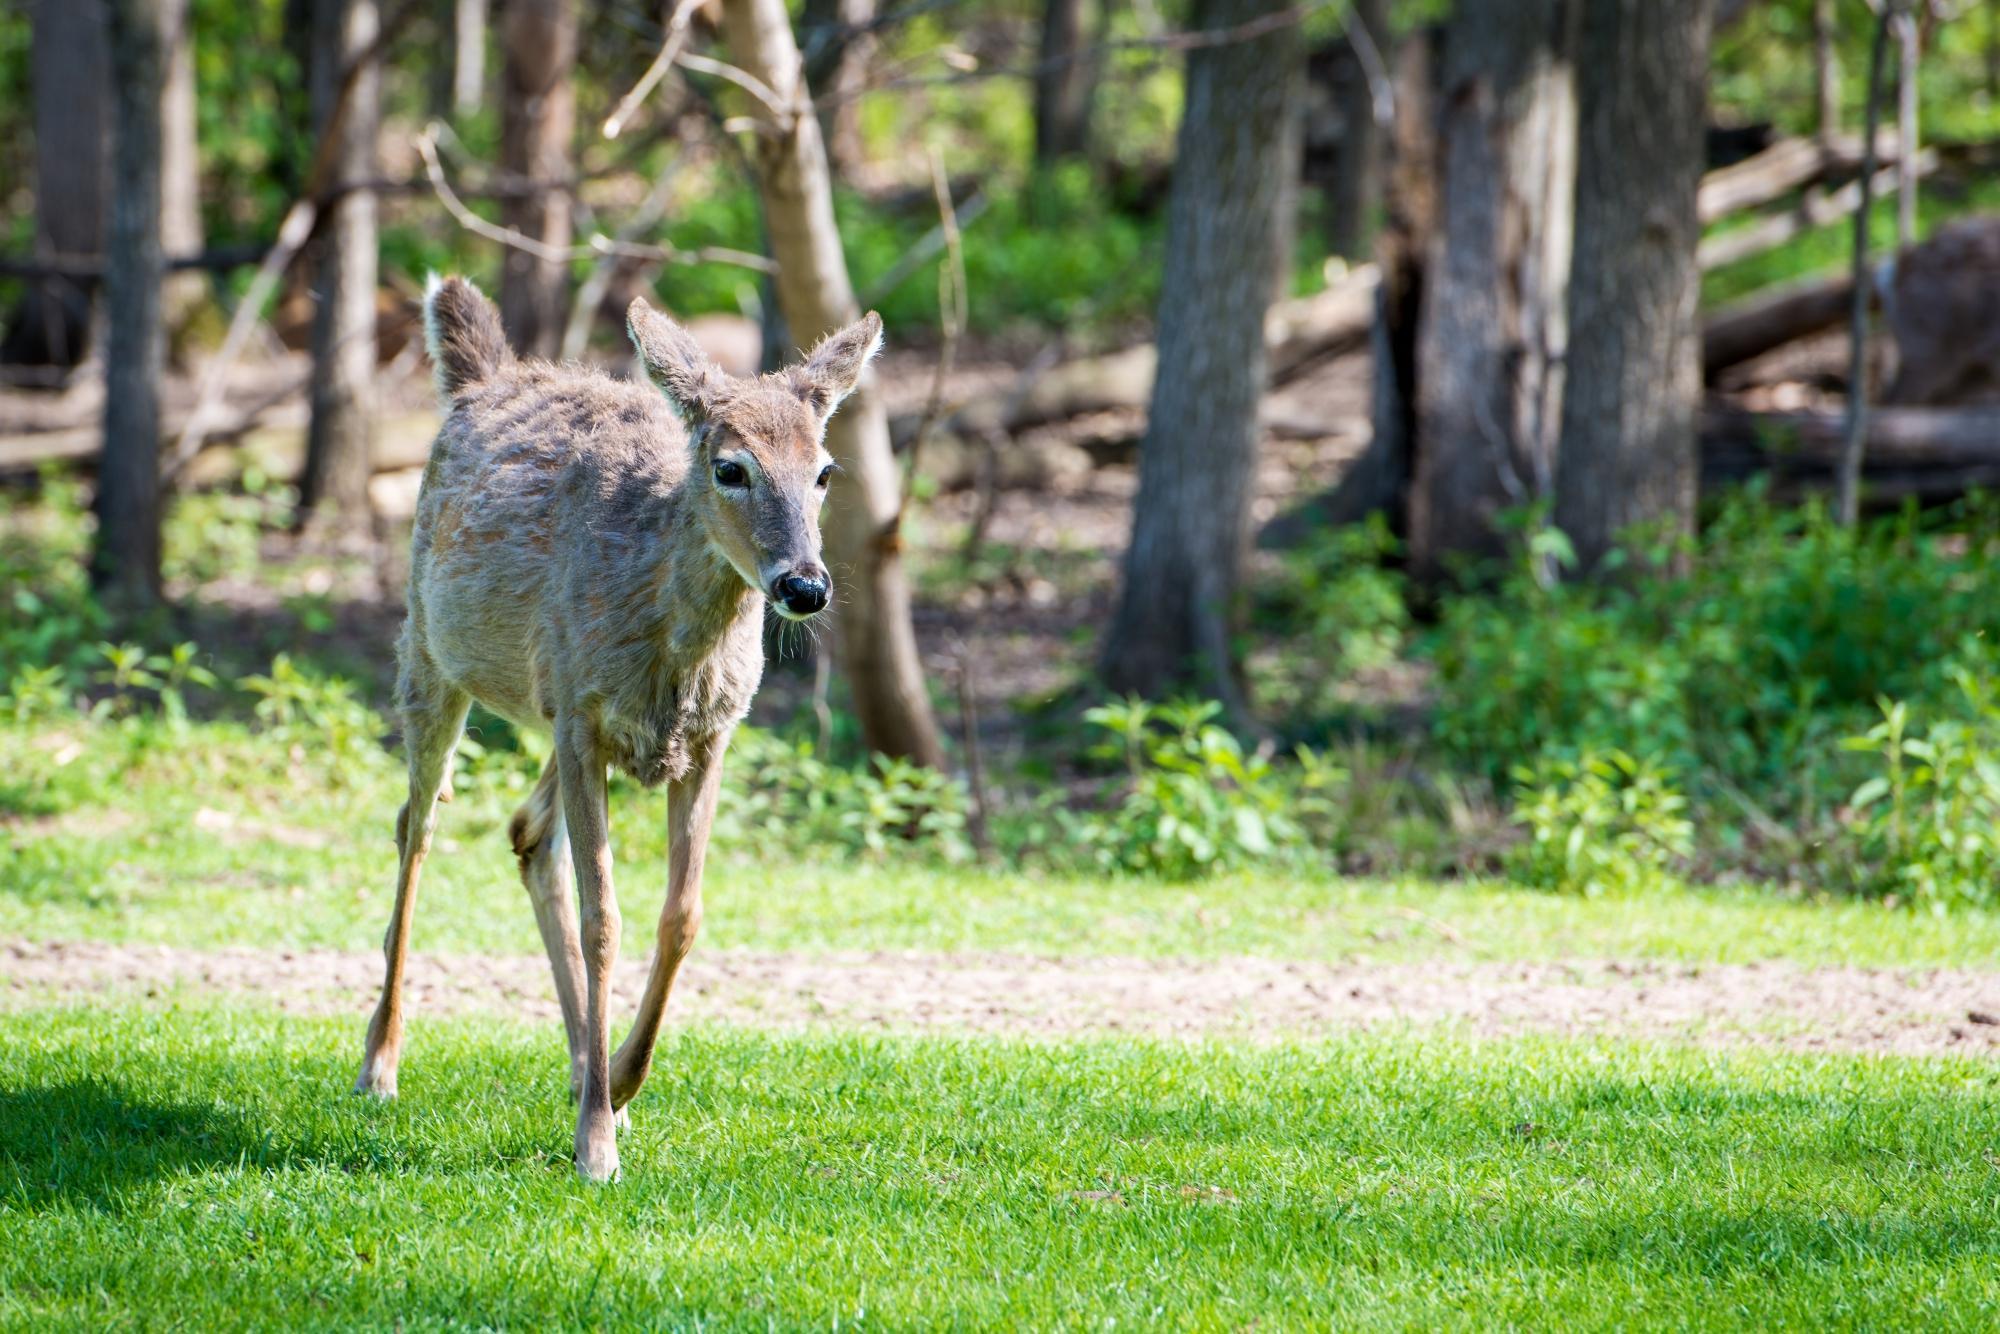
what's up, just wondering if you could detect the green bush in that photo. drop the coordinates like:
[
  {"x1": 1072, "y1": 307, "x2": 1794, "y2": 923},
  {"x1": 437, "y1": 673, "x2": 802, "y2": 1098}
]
[
  {"x1": 1506, "y1": 750, "x2": 1694, "y2": 897},
  {"x1": 719, "y1": 727, "x2": 972, "y2": 862}
]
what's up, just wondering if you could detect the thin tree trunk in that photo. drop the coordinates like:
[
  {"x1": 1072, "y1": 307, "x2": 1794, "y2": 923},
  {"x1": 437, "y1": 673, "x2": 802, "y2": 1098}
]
[
  {"x1": 802, "y1": 0, "x2": 875, "y2": 177},
  {"x1": 1895, "y1": 3, "x2": 1919, "y2": 248},
  {"x1": 1100, "y1": 0, "x2": 1304, "y2": 708},
  {"x1": 454, "y1": 0, "x2": 487, "y2": 113},
  {"x1": 1814, "y1": 0, "x2": 1840, "y2": 144},
  {"x1": 300, "y1": 0, "x2": 380, "y2": 534},
  {"x1": 1838, "y1": 9, "x2": 1894, "y2": 527},
  {"x1": 94, "y1": 0, "x2": 167, "y2": 608},
  {"x1": 1407, "y1": 0, "x2": 1579, "y2": 588},
  {"x1": 1555, "y1": 0, "x2": 1711, "y2": 574},
  {"x1": 4, "y1": 0, "x2": 110, "y2": 369},
  {"x1": 1325, "y1": 0, "x2": 1388, "y2": 259},
  {"x1": 721, "y1": 0, "x2": 945, "y2": 767},
  {"x1": 497, "y1": 0, "x2": 575, "y2": 359},
  {"x1": 1033, "y1": 0, "x2": 1098, "y2": 164},
  {"x1": 160, "y1": 0, "x2": 205, "y2": 342}
]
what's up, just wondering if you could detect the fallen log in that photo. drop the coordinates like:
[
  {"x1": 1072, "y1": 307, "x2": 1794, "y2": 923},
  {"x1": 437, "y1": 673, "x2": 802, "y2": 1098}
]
[
  {"x1": 1700, "y1": 405, "x2": 2000, "y2": 471},
  {"x1": 0, "y1": 410, "x2": 440, "y2": 483},
  {"x1": 1696, "y1": 129, "x2": 1905, "y2": 224},
  {"x1": 1700, "y1": 275, "x2": 1854, "y2": 381},
  {"x1": 1699, "y1": 151, "x2": 1938, "y2": 271}
]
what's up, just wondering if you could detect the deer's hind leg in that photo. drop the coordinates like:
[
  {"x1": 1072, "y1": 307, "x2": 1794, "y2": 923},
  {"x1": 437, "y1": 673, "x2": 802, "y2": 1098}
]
[
  {"x1": 355, "y1": 677, "x2": 470, "y2": 1098},
  {"x1": 510, "y1": 757, "x2": 589, "y2": 1100}
]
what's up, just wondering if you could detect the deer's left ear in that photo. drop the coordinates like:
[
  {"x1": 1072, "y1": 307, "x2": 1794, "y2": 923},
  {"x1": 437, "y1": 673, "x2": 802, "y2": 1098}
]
[{"x1": 787, "y1": 311, "x2": 882, "y2": 421}]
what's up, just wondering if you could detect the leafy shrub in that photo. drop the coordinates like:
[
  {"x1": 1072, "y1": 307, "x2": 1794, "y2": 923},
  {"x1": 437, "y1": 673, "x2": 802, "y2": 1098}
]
[
  {"x1": 719, "y1": 727, "x2": 972, "y2": 861},
  {"x1": 237, "y1": 653, "x2": 388, "y2": 777},
  {"x1": 1064, "y1": 698, "x2": 1331, "y2": 879},
  {"x1": 1838, "y1": 667, "x2": 2000, "y2": 909},
  {"x1": 1506, "y1": 750, "x2": 1694, "y2": 897}
]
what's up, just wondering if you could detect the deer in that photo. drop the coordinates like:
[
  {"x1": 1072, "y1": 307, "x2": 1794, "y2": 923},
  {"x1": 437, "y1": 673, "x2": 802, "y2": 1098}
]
[{"x1": 354, "y1": 274, "x2": 881, "y2": 1181}]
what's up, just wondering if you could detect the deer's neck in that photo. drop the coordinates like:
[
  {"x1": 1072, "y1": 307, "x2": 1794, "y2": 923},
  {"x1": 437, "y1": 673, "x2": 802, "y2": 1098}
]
[{"x1": 650, "y1": 515, "x2": 760, "y2": 661}]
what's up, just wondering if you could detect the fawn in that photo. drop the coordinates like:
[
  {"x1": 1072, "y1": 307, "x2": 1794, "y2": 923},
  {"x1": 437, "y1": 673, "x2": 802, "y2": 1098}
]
[{"x1": 355, "y1": 275, "x2": 881, "y2": 1181}]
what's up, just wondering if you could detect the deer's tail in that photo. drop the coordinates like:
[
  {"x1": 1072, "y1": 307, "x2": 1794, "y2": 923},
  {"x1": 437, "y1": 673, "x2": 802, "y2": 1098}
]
[{"x1": 422, "y1": 274, "x2": 515, "y2": 406}]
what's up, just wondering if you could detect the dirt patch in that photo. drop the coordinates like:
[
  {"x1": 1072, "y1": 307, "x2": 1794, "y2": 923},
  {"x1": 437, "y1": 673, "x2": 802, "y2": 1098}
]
[{"x1": 9, "y1": 939, "x2": 2000, "y2": 1055}]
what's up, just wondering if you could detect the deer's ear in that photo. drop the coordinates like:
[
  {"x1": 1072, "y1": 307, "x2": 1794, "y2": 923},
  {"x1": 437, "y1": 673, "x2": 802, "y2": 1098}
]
[
  {"x1": 628, "y1": 298, "x2": 726, "y2": 423},
  {"x1": 787, "y1": 311, "x2": 882, "y2": 421}
]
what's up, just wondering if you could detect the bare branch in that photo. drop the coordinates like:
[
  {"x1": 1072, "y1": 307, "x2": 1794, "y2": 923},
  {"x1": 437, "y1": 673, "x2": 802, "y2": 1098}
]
[
  {"x1": 678, "y1": 51, "x2": 795, "y2": 124},
  {"x1": 602, "y1": 0, "x2": 705, "y2": 140},
  {"x1": 1839, "y1": 7, "x2": 1896, "y2": 526},
  {"x1": 899, "y1": 144, "x2": 968, "y2": 517}
]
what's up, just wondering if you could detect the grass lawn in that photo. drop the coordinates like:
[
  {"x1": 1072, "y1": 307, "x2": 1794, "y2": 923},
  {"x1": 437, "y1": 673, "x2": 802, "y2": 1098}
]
[{"x1": 6, "y1": 1003, "x2": 2000, "y2": 1329}]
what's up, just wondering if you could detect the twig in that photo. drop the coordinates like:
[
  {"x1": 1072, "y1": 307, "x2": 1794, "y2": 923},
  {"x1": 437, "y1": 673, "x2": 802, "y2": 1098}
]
[
  {"x1": 602, "y1": 0, "x2": 706, "y2": 139},
  {"x1": 858, "y1": 189, "x2": 989, "y2": 307},
  {"x1": 416, "y1": 124, "x2": 775, "y2": 272},
  {"x1": 898, "y1": 145, "x2": 968, "y2": 518},
  {"x1": 954, "y1": 648, "x2": 993, "y2": 859},
  {"x1": 559, "y1": 148, "x2": 689, "y2": 360},
  {"x1": 1838, "y1": 7, "x2": 1894, "y2": 526},
  {"x1": 1343, "y1": 2, "x2": 1394, "y2": 128},
  {"x1": 678, "y1": 51, "x2": 795, "y2": 126}
]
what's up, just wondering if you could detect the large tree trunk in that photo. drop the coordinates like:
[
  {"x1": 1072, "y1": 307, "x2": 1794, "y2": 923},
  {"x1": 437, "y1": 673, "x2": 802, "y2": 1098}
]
[
  {"x1": 498, "y1": 0, "x2": 575, "y2": 358},
  {"x1": 1554, "y1": 0, "x2": 1710, "y2": 573},
  {"x1": 1407, "y1": 0, "x2": 1578, "y2": 588},
  {"x1": 1033, "y1": 0, "x2": 1098, "y2": 165},
  {"x1": 160, "y1": 0, "x2": 205, "y2": 341},
  {"x1": 802, "y1": 0, "x2": 876, "y2": 177},
  {"x1": 1099, "y1": 0, "x2": 1305, "y2": 708},
  {"x1": 300, "y1": 0, "x2": 380, "y2": 534},
  {"x1": 1324, "y1": 0, "x2": 1389, "y2": 259},
  {"x1": 94, "y1": 0, "x2": 167, "y2": 608},
  {"x1": 4, "y1": 0, "x2": 110, "y2": 369},
  {"x1": 720, "y1": 0, "x2": 945, "y2": 767}
]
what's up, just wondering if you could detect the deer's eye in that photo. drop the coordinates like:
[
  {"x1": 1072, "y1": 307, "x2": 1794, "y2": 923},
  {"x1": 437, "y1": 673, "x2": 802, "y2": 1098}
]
[
  {"x1": 816, "y1": 463, "x2": 837, "y2": 489},
  {"x1": 713, "y1": 459, "x2": 749, "y2": 489}
]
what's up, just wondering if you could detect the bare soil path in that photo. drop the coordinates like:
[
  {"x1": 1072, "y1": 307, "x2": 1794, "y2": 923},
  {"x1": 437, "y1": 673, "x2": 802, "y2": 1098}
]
[{"x1": 11, "y1": 939, "x2": 2000, "y2": 1055}]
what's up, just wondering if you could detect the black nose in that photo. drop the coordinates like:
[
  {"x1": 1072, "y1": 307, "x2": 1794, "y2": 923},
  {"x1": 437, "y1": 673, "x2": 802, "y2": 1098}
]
[{"x1": 773, "y1": 570, "x2": 829, "y2": 615}]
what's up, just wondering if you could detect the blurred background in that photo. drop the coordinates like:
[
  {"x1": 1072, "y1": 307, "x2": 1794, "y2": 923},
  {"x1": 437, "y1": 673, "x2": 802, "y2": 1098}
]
[{"x1": 8, "y1": 0, "x2": 2000, "y2": 899}]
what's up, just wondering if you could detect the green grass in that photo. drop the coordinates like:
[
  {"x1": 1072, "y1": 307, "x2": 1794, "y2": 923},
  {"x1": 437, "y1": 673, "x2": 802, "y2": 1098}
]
[
  {"x1": 10, "y1": 716, "x2": 2000, "y2": 969},
  {"x1": 7, "y1": 1004, "x2": 2000, "y2": 1329}
]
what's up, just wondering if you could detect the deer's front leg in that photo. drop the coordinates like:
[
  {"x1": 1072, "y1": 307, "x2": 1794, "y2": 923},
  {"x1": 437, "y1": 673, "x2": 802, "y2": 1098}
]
[
  {"x1": 556, "y1": 718, "x2": 622, "y2": 1182},
  {"x1": 610, "y1": 729, "x2": 727, "y2": 1110}
]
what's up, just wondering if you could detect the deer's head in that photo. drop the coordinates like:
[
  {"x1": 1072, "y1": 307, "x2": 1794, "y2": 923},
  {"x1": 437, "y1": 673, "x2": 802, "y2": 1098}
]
[{"x1": 628, "y1": 299, "x2": 881, "y2": 621}]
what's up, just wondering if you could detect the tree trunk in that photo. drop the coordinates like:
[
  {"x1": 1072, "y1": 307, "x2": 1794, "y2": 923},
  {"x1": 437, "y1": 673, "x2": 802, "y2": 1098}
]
[
  {"x1": 160, "y1": 0, "x2": 205, "y2": 342},
  {"x1": 720, "y1": 0, "x2": 945, "y2": 767},
  {"x1": 4, "y1": 0, "x2": 110, "y2": 369},
  {"x1": 300, "y1": 0, "x2": 380, "y2": 534},
  {"x1": 498, "y1": 0, "x2": 575, "y2": 358},
  {"x1": 802, "y1": 0, "x2": 876, "y2": 177},
  {"x1": 454, "y1": 0, "x2": 487, "y2": 114},
  {"x1": 1325, "y1": 0, "x2": 1388, "y2": 259},
  {"x1": 1407, "y1": 0, "x2": 1578, "y2": 589},
  {"x1": 1099, "y1": 0, "x2": 1304, "y2": 708},
  {"x1": 1554, "y1": 0, "x2": 1710, "y2": 573},
  {"x1": 1895, "y1": 4, "x2": 1919, "y2": 249},
  {"x1": 1814, "y1": 0, "x2": 1840, "y2": 143},
  {"x1": 1033, "y1": 0, "x2": 1098, "y2": 165},
  {"x1": 94, "y1": 0, "x2": 167, "y2": 609}
]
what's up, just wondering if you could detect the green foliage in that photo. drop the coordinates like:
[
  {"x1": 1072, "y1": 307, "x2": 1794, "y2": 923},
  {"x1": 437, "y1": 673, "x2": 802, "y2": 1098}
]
[
  {"x1": 1432, "y1": 492, "x2": 2000, "y2": 812},
  {"x1": 1506, "y1": 750, "x2": 1695, "y2": 897},
  {"x1": 236, "y1": 653, "x2": 388, "y2": 778},
  {"x1": 1064, "y1": 698, "x2": 1333, "y2": 878},
  {"x1": 1839, "y1": 665, "x2": 2000, "y2": 909},
  {"x1": 720, "y1": 727, "x2": 972, "y2": 862}
]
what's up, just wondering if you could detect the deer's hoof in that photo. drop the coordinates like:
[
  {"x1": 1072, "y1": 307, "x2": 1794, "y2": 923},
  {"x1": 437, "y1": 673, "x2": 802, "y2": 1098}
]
[{"x1": 353, "y1": 1064, "x2": 398, "y2": 1099}]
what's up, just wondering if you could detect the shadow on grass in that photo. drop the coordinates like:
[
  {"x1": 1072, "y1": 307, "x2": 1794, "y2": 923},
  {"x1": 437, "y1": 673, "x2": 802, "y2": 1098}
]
[{"x1": 0, "y1": 1078, "x2": 301, "y2": 1210}]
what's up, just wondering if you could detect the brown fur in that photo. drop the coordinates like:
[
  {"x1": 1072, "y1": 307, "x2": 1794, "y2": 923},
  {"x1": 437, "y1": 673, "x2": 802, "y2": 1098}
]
[{"x1": 355, "y1": 277, "x2": 882, "y2": 1181}]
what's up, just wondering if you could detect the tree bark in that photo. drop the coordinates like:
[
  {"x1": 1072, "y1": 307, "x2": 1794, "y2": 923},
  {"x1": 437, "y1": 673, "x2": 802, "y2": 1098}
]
[
  {"x1": 498, "y1": 0, "x2": 575, "y2": 358},
  {"x1": 721, "y1": 0, "x2": 945, "y2": 767},
  {"x1": 1407, "y1": 0, "x2": 1578, "y2": 587},
  {"x1": 4, "y1": 0, "x2": 111, "y2": 369},
  {"x1": 1366, "y1": 25, "x2": 1438, "y2": 536},
  {"x1": 1814, "y1": 0, "x2": 1840, "y2": 144},
  {"x1": 1324, "y1": 0, "x2": 1389, "y2": 259},
  {"x1": 1099, "y1": 0, "x2": 1304, "y2": 708},
  {"x1": 1033, "y1": 0, "x2": 1098, "y2": 165},
  {"x1": 802, "y1": 0, "x2": 876, "y2": 176},
  {"x1": 94, "y1": 0, "x2": 167, "y2": 608},
  {"x1": 1554, "y1": 0, "x2": 1710, "y2": 573},
  {"x1": 300, "y1": 0, "x2": 380, "y2": 534},
  {"x1": 160, "y1": 0, "x2": 205, "y2": 341}
]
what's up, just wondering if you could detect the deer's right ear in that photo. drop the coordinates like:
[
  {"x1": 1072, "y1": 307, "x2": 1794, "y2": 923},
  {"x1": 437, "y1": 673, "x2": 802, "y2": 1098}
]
[{"x1": 628, "y1": 298, "x2": 725, "y2": 424}]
